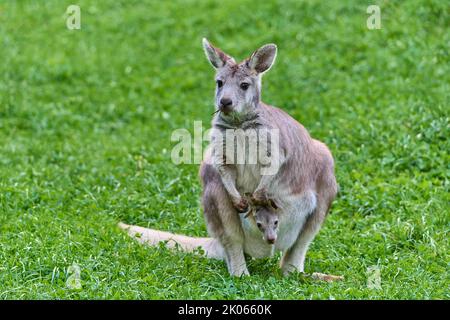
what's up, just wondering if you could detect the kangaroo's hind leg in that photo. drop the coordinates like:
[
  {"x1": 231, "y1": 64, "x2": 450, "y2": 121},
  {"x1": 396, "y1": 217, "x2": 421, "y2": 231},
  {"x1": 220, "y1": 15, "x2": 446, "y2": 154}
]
[
  {"x1": 281, "y1": 161, "x2": 338, "y2": 277},
  {"x1": 280, "y1": 204, "x2": 325, "y2": 276},
  {"x1": 201, "y1": 163, "x2": 249, "y2": 276},
  {"x1": 280, "y1": 189, "x2": 335, "y2": 276}
]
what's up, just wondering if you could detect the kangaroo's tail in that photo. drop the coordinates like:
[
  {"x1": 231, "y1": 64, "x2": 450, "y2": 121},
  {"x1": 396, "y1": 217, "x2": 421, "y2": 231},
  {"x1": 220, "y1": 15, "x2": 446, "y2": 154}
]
[{"x1": 118, "y1": 222, "x2": 225, "y2": 260}]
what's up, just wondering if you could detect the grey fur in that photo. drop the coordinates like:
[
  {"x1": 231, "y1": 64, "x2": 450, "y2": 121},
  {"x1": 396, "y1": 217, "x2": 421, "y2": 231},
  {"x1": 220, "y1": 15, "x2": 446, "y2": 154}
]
[
  {"x1": 119, "y1": 39, "x2": 338, "y2": 277},
  {"x1": 201, "y1": 39, "x2": 337, "y2": 276}
]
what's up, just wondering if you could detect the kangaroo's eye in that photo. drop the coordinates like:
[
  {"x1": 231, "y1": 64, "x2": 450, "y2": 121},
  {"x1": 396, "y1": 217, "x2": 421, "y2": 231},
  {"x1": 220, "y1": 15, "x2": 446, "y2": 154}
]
[
  {"x1": 240, "y1": 82, "x2": 250, "y2": 90},
  {"x1": 274, "y1": 220, "x2": 278, "y2": 226},
  {"x1": 216, "y1": 80, "x2": 223, "y2": 88},
  {"x1": 256, "y1": 222, "x2": 262, "y2": 229}
]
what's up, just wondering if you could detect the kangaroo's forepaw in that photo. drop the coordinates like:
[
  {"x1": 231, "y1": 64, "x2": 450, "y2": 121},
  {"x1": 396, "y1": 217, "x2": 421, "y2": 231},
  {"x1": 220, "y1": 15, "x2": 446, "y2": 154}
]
[
  {"x1": 251, "y1": 189, "x2": 267, "y2": 204},
  {"x1": 233, "y1": 197, "x2": 249, "y2": 213}
]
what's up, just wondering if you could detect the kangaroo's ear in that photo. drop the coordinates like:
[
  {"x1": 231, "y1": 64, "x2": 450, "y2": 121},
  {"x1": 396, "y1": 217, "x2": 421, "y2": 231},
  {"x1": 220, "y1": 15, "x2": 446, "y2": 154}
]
[
  {"x1": 202, "y1": 38, "x2": 234, "y2": 69},
  {"x1": 247, "y1": 44, "x2": 277, "y2": 74}
]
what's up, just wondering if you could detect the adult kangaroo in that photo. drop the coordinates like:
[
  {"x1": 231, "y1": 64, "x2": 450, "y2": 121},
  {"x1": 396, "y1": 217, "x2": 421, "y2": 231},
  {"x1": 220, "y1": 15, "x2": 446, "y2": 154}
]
[{"x1": 119, "y1": 39, "x2": 338, "y2": 277}]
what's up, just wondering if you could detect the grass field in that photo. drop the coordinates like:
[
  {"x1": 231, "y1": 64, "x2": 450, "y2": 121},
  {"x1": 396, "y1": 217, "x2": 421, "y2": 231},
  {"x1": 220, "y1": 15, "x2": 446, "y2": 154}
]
[{"x1": 0, "y1": 0, "x2": 448, "y2": 299}]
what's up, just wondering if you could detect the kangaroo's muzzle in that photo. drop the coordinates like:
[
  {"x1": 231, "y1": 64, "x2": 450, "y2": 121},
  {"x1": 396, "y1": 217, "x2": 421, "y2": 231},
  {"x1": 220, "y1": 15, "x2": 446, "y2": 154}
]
[{"x1": 219, "y1": 98, "x2": 233, "y2": 113}]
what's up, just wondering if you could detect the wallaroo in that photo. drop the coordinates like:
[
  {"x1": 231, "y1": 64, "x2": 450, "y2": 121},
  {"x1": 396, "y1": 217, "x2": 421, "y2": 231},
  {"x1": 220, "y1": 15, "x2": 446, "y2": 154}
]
[{"x1": 120, "y1": 38, "x2": 338, "y2": 277}]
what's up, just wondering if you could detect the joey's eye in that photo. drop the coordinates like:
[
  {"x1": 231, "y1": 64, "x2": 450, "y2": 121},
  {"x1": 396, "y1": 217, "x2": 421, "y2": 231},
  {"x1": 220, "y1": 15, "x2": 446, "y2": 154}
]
[
  {"x1": 256, "y1": 222, "x2": 262, "y2": 229},
  {"x1": 274, "y1": 220, "x2": 278, "y2": 226},
  {"x1": 216, "y1": 80, "x2": 223, "y2": 88},
  {"x1": 240, "y1": 82, "x2": 250, "y2": 90}
]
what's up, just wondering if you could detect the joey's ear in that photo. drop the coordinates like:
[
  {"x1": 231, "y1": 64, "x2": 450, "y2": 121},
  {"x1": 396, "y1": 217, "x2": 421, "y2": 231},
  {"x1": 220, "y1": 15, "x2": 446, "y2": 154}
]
[
  {"x1": 202, "y1": 38, "x2": 234, "y2": 69},
  {"x1": 268, "y1": 199, "x2": 279, "y2": 210},
  {"x1": 244, "y1": 207, "x2": 254, "y2": 219},
  {"x1": 247, "y1": 43, "x2": 277, "y2": 74}
]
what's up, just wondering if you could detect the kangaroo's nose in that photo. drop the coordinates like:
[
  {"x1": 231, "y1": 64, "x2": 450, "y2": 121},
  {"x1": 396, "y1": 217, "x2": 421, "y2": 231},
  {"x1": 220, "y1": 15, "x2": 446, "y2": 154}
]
[
  {"x1": 267, "y1": 237, "x2": 276, "y2": 244},
  {"x1": 219, "y1": 98, "x2": 233, "y2": 109}
]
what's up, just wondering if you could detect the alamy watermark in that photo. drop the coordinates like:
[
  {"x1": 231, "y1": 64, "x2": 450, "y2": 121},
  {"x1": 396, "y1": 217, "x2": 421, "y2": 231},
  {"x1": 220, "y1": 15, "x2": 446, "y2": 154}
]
[
  {"x1": 367, "y1": 266, "x2": 382, "y2": 290},
  {"x1": 65, "y1": 5, "x2": 81, "y2": 30},
  {"x1": 171, "y1": 121, "x2": 281, "y2": 176},
  {"x1": 66, "y1": 263, "x2": 82, "y2": 290},
  {"x1": 367, "y1": 5, "x2": 381, "y2": 30}
]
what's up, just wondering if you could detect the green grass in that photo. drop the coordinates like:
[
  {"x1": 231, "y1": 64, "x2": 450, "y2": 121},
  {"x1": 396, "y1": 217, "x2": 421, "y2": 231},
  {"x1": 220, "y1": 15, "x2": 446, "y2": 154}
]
[{"x1": 0, "y1": 0, "x2": 448, "y2": 299}]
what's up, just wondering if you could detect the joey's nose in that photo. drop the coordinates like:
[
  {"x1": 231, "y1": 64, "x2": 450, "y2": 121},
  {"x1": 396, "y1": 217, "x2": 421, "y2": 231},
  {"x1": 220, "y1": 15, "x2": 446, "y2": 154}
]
[
  {"x1": 267, "y1": 237, "x2": 276, "y2": 244},
  {"x1": 219, "y1": 98, "x2": 233, "y2": 112}
]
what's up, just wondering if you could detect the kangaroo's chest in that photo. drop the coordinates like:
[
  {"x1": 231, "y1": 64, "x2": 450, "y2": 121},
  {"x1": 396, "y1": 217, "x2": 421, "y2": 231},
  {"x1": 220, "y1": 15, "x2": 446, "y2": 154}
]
[
  {"x1": 235, "y1": 164, "x2": 261, "y2": 193},
  {"x1": 212, "y1": 126, "x2": 274, "y2": 193},
  {"x1": 232, "y1": 127, "x2": 271, "y2": 193}
]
